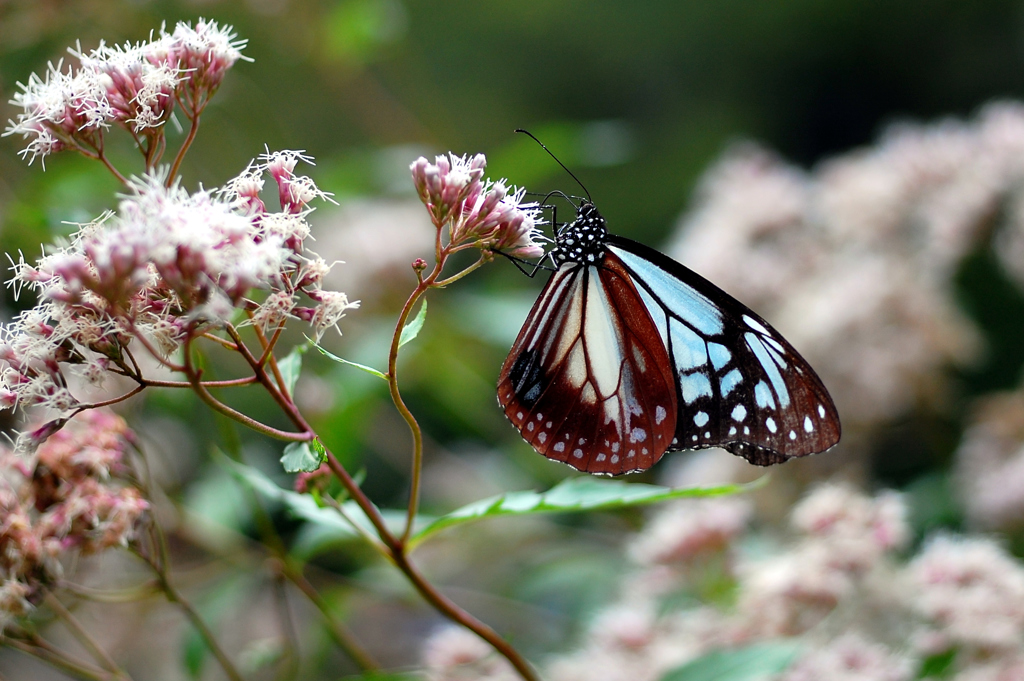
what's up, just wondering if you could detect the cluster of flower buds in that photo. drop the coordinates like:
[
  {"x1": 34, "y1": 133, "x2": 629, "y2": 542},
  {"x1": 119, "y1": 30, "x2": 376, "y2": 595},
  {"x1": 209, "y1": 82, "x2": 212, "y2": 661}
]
[
  {"x1": 3, "y1": 18, "x2": 247, "y2": 166},
  {"x1": 0, "y1": 151, "x2": 357, "y2": 422},
  {"x1": 410, "y1": 153, "x2": 546, "y2": 259},
  {"x1": 0, "y1": 411, "x2": 147, "y2": 632}
]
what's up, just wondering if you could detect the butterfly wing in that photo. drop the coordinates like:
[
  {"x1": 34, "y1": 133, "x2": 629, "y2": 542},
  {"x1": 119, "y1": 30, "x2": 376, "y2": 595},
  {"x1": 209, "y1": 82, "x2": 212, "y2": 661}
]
[
  {"x1": 606, "y1": 235, "x2": 841, "y2": 466},
  {"x1": 498, "y1": 257, "x2": 678, "y2": 475}
]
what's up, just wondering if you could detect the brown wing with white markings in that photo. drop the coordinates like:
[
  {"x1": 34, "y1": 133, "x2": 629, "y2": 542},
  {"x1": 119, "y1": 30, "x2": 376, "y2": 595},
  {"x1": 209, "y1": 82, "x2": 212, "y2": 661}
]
[{"x1": 498, "y1": 256, "x2": 678, "y2": 475}]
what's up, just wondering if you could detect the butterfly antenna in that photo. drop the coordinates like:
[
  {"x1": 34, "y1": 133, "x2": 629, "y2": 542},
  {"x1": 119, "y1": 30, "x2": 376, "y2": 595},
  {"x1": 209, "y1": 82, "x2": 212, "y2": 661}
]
[{"x1": 515, "y1": 128, "x2": 592, "y2": 204}]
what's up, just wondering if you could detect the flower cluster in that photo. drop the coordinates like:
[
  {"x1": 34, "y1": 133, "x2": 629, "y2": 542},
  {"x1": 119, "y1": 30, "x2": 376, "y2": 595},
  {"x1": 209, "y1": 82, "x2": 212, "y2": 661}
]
[
  {"x1": 410, "y1": 153, "x2": 546, "y2": 258},
  {"x1": 4, "y1": 19, "x2": 246, "y2": 166},
  {"x1": 953, "y1": 392, "x2": 1024, "y2": 531},
  {"x1": 0, "y1": 410, "x2": 147, "y2": 633},
  {"x1": 422, "y1": 482, "x2": 1024, "y2": 681},
  {"x1": 666, "y1": 105, "x2": 1024, "y2": 427},
  {"x1": 911, "y1": 535, "x2": 1024, "y2": 653},
  {"x1": 0, "y1": 151, "x2": 356, "y2": 426},
  {"x1": 735, "y1": 484, "x2": 908, "y2": 639}
]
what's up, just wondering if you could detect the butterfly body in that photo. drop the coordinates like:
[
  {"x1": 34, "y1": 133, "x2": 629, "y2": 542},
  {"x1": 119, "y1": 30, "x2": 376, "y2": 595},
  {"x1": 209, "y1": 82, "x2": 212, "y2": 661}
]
[{"x1": 498, "y1": 201, "x2": 840, "y2": 475}]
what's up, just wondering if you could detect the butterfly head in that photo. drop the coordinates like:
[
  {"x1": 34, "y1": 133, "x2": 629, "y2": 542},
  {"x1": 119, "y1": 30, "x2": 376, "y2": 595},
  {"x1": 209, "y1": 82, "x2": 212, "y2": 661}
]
[{"x1": 554, "y1": 201, "x2": 608, "y2": 266}]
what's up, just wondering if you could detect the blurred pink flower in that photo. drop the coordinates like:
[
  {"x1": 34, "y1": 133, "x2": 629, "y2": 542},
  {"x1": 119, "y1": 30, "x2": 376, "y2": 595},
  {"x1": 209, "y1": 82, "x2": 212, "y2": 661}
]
[
  {"x1": 781, "y1": 633, "x2": 913, "y2": 681},
  {"x1": 910, "y1": 535, "x2": 1024, "y2": 652},
  {"x1": 0, "y1": 410, "x2": 147, "y2": 631},
  {"x1": 665, "y1": 104, "x2": 1024, "y2": 427}
]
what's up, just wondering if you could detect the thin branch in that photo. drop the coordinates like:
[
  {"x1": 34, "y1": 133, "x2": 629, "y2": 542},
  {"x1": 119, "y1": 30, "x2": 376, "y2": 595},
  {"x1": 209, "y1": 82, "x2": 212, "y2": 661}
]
[
  {"x1": 271, "y1": 569, "x2": 300, "y2": 681},
  {"x1": 4, "y1": 633, "x2": 112, "y2": 681},
  {"x1": 71, "y1": 384, "x2": 145, "y2": 414},
  {"x1": 280, "y1": 563, "x2": 379, "y2": 672},
  {"x1": 43, "y1": 592, "x2": 130, "y2": 679},
  {"x1": 166, "y1": 112, "x2": 201, "y2": 187},
  {"x1": 200, "y1": 332, "x2": 240, "y2": 351},
  {"x1": 188, "y1": 367, "x2": 311, "y2": 441},
  {"x1": 146, "y1": 561, "x2": 246, "y2": 681},
  {"x1": 139, "y1": 375, "x2": 259, "y2": 389},
  {"x1": 433, "y1": 254, "x2": 486, "y2": 287},
  {"x1": 61, "y1": 579, "x2": 161, "y2": 603}
]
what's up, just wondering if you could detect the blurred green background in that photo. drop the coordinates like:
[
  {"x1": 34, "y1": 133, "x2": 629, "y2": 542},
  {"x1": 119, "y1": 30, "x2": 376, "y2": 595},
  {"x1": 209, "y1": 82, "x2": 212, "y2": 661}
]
[{"x1": 4, "y1": 0, "x2": 1024, "y2": 673}]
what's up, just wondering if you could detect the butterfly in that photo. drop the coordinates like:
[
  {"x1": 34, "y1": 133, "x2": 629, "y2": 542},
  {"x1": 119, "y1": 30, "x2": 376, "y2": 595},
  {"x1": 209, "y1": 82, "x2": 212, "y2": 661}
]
[{"x1": 497, "y1": 197, "x2": 841, "y2": 476}]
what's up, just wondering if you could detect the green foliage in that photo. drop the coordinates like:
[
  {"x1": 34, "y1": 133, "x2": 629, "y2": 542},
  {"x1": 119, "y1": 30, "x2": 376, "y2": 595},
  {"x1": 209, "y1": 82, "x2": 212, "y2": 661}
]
[
  {"x1": 918, "y1": 648, "x2": 958, "y2": 678},
  {"x1": 226, "y1": 452, "x2": 761, "y2": 557},
  {"x1": 409, "y1": 476, "x2": 762, "y2": 548},
  {"x1": 311, "y1": 339, "x2": 387, "y2": 380},
  {"x1": 277, "y1": 343, "x2": 308, "y2": 395},
  {"x1": 281, "y1": 441, "x2": 325, "y2": 473},
  {"x1": 398, "y1": 299, "x2": 427, "y2": 348},
  {"x1": 659, "y1": 641, "x2": 803, "y2": 681}
]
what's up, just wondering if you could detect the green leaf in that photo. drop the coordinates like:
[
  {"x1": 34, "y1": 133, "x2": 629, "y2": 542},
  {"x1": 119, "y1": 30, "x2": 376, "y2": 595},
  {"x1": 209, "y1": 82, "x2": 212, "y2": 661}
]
[
  {"x1": 310, "y1": 339, "x2": 387, "y2": 380},
  {"x1": 277, "y1": 343, "x2": 308, "y2": 395},
  {"x1": 280, "y1": 441, "x2": 325, "y2": 473},
  {"x1": 398, "y1": 299, "x2": 427, "y2": 348},
  {"x1": 409, "y1": 476, "x2": 764, "y2": 549},
  {"x1": 918, "y1": 648, "x2": 957, "y2": 678},
  {"x1": 659, "y1": 641, "x2": 802, "y2": 681},
  {"x1": 220, "y1": 455, "x2": 414, "y2": 551}
]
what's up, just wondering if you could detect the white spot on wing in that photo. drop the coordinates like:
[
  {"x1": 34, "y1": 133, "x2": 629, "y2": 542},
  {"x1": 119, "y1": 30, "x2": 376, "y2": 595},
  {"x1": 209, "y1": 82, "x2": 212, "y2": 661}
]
[
  {"x1": 746, "y1": 334, "x2": 790, "y2": 407},
  {"x1": 554, "y1": 442, "x2": 565, "y2": 453},
  {"x1": 632, "y1": 344, "x2": 647, "y2": 373},
  {"x1": 694, "y1": 411, "x2": 709, "y2": 427},
  {"x1": 731, "y1": 404, "x2": 747, "y2": 421},
  {"x1": 721, "y1": 369, "x2": 743, "y2": 396},
  {"x1": 656, "y1": 405, "x2": 667, "y2": 425},
  {"x1": 818, "y1": 404, "x2": 826, "y2": 418},
  {"x1": 573, "y1": 448, "x2": 584, "y2": 458},
  {"x1": 630, "y1": 428, "x2": 647, "y2": 443},
  {"x1": 729, "y1": 426, "x2": 737, "y2": 435},
  {"x1": 754, "y1": 381, "x2": 775, "y2": 410},
  {"x1": 804, "y1": 416, "x2": 813, "y2": 432},
  {"x1": 708, "y1": 342, "x2": 731, "y2": 370},
  {"x1": 670, "y1": 318, "x2": 708, "y2": 370},
  {"x1": 743, "y1": 315, "x2": 770, "y2": 335},
  {"x1": 789, "y1": 430, "x2": 796, "y2": 440},
  {"x1": 567, "y1": 341, "x2": 586, "y2": 389},
  {"x1": 680, "y1": 372, "x2": 713, "y2": 404},
  {"x1": 527, "y1": 422, "x2": 534, "y2": 432},
  {"x1": 538, "y1": 432, "x2": 547, "y2": 443},
  {"x1": 766, "y1": 417, "x2": 777, "y2": 433},
  {"x1": 585, "y1": 272, "x2": 623, "y2": 398}
]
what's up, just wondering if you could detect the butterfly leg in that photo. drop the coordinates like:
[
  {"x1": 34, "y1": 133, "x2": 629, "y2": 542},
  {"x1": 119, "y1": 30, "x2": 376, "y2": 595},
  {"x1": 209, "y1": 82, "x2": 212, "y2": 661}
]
[{"x1": 494, "y1": 250, "x2": 557, "y2": 278}]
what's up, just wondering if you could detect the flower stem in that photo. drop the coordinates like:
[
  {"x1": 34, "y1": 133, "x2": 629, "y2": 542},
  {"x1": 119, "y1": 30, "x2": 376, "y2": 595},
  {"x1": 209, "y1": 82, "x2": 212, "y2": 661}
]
[
  {"x1": 138, "y1": 546, "x2": 245, "y2": 681},
  {"x1": 167, "y1": 111, "x2": 201, "y2": 187},
  {"x1": 44, "y1": 592, "x2": 131, "y2": 680},
  {"x1": 279, "y1": 562, "x2": 380, "y2": 672},
  {"x1": 4, "y1": 634, "x2": 113, "y2": 681}
]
